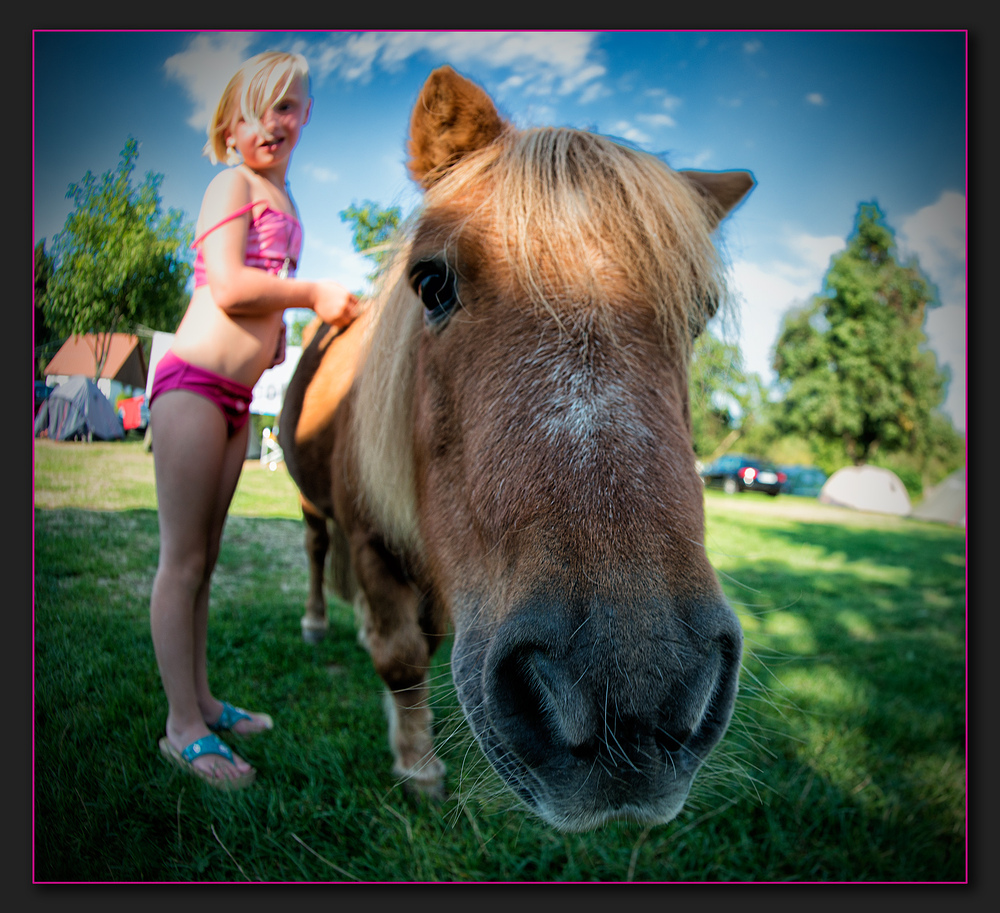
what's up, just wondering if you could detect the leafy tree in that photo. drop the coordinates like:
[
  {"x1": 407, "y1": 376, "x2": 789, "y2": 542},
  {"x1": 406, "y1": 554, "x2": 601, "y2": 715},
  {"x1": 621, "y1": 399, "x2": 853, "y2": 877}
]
[
  {"x1": 283, "y1": 201, "x2": 403, "y2": 349},
  {"x1": 772, "y1": 202, "x2": 951, "y2": 468},
  {"x1": 285, "y1": 315, "x2": 310, "y2": 347},
  {"x1": 43, "y1": 137, "x2": 193, "y2": 380},
  {"x1": 340, "y1": 200, "x2": 402, "y2": 285},
  {"x1": 34, "y1": 241, "x2": 59, "y2": 377},
  {"x1": 689, "y1": 330, "x2": 767, "y2": 461}
]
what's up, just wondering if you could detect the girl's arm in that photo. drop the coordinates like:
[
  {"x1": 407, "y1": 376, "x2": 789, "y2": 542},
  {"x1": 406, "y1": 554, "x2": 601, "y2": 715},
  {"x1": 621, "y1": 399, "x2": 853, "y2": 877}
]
[{"x1": 196, "y1": 169, "x2": 359, "y2": 326}]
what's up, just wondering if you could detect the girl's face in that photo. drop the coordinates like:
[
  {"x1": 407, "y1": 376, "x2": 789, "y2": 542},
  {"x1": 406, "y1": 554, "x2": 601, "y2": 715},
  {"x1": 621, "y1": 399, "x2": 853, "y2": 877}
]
[{"x1": 228, "y1": 75, "x2": 312, "y2": 176}]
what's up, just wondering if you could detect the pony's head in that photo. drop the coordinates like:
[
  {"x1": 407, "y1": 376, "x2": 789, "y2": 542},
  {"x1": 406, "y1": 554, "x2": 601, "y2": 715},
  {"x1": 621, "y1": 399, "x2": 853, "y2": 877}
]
[{"x1": 355, "y1": 66, "x2": 753, "y2": 831}]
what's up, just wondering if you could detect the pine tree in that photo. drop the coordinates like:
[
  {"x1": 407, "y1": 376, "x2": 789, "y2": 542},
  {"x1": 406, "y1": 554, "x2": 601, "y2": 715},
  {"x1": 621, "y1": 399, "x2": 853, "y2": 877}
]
[{"x1": 773, "y1": 202, "x2": 949, "y2": 466}]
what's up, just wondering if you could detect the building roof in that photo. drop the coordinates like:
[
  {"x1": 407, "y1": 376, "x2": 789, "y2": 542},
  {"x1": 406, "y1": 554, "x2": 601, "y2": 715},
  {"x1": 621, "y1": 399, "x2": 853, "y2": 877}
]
[{"x1": 44, "y1": 334, "x2": 147, "y2": 388}]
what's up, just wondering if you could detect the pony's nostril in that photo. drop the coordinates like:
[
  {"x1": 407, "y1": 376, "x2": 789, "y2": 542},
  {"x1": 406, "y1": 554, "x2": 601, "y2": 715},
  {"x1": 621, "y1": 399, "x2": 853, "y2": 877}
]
[
  {"x1": 654, "y1": 724, "x2": 690, "y2": 755},
  {"x1": 568, "y1": 735, "x2": 599, "y2": 759},
  {"x1": 488, "y1": 648, "x2": 555, "y2": 766}
]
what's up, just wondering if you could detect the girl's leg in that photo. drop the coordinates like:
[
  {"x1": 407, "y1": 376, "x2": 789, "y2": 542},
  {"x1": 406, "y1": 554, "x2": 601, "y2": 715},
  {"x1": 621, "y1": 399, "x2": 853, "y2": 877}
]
[
  {"x1": 190, "y1": 416, "x2": 273, "y2": 735},
  {"x1": 149, "y1": 390, "x2": 253, "y2": 781}
]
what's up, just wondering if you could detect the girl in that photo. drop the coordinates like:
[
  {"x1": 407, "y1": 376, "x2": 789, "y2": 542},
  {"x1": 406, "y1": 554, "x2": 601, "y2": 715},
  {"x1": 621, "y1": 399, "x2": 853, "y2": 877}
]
[{"x1": 150, "y1": 50, "x2": 359, "y2": 789}]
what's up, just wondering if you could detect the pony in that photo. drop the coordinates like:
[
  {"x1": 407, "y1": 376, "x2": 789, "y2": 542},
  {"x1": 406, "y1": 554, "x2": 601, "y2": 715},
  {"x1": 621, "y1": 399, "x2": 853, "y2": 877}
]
[{"x1": 280, "y1": 66, "x2": 754, "y2": 832}]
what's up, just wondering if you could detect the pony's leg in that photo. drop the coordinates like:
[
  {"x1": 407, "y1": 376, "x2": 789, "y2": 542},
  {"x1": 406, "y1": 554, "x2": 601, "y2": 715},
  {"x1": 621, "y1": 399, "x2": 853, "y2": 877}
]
[
  {"x1": 300, "y1": 499, "x2": 330, "y2": 644},
  {"x1": 353, "y1": 537, "x2": 446, "y2": 798}
]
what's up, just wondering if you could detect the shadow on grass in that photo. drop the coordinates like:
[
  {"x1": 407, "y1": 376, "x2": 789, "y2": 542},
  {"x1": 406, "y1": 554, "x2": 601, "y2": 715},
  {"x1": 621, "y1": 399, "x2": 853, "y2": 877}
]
[
  {"x1": 704, "y1": 512, "x2": 965, "y2": 881},
  {"x1": 33, "y1": 506, "x2": 966, "y2": 882}
]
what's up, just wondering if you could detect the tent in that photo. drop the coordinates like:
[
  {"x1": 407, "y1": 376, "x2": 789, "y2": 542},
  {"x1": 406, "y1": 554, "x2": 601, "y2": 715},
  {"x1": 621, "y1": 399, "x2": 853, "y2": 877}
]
[
  {"x1": 34, "y1": 375, "x2": 125, "y2": 441},
  {"x1": 45, "y1": 333, "x2": 147, "y2": 395},
  {"x1": 910, "y1": 467, "x2": 965, "y2": 527},
  {"x1": 818, "y1": 465, "x2": 912, "y2": 516}
]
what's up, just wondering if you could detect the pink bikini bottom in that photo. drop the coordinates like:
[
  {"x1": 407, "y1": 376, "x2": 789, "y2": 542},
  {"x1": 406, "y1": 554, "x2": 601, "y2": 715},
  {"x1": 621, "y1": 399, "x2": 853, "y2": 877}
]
[{"x1": 150, "y1": 351, "x2": 254, "y2": 437}]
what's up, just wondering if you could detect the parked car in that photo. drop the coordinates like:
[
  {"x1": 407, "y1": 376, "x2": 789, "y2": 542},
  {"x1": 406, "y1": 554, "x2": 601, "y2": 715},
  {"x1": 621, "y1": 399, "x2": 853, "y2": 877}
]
[
  {"x1": 34, "y1": 380, "x2": 52, "y2": 417},
  {"x1": 700, "y1": 453, "x2": 786, "y2": 497},
  {"x1": 779, "y1": 464, "x2": 828, "y2": 498}
]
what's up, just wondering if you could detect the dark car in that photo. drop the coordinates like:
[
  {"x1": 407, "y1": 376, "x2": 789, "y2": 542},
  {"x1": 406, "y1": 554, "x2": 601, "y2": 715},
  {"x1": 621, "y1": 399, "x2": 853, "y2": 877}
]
[
  {"x1": 779, "y1": 464, "x2": 828, "y2": 498},
  {"x1": 700, "y1": 453, "x2": 786, "y2": 497},
  {"x1": 34, "y1": 380, "x2": 52, "y2": 417}
]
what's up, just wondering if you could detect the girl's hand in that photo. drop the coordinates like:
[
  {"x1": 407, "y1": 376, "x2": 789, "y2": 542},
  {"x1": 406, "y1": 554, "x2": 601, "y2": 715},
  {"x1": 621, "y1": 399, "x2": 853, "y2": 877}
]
[{"x1": 314, "y1": 281, "x2": 361, "y2": 328}]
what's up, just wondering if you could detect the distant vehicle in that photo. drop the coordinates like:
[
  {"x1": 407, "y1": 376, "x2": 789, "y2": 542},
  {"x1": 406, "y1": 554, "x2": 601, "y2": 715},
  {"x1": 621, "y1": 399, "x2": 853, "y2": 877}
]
[
  {"x1": 700, "y1": 453, "x2": 786, "y2": 497},
  {"x1": 34, "y1": 380, "x2": 52, "y2": 417},
  {"x1": 779, "y1": 465, "x2": 828, "y2": 498}
]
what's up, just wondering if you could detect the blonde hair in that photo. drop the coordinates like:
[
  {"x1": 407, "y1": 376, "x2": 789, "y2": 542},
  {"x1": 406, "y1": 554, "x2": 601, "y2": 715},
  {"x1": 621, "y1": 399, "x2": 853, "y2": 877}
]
[{"x1": 204, "y1": 51, "x2": 311, "y2": 166}]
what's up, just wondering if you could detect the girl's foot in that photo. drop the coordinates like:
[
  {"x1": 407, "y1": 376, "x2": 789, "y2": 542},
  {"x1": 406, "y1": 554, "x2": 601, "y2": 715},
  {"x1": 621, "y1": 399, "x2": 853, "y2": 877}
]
[
  {"x1": 205, "y1": 699, "x2": 274, "y2": 736},
  {"x1": 161, "y1": 721, "x2": 255, "y2": 786}
]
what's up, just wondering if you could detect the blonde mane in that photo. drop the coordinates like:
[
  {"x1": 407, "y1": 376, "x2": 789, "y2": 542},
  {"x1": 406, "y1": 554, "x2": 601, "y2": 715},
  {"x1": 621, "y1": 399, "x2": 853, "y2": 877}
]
[{"x1": 352, "y1": 127, "x2": 730, "y2": 554}]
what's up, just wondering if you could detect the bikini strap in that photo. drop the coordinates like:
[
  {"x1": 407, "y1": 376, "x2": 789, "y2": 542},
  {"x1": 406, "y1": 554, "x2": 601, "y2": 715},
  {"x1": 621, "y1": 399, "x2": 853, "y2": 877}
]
[{"x1": 192, "y1": 201, "x2": 264, "y2": 248}]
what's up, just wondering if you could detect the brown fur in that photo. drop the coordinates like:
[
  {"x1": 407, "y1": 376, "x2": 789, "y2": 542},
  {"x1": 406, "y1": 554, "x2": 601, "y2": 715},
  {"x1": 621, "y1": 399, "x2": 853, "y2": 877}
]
[{"x1": 281, "y1": 66, "x2": 754, "y2": 830}]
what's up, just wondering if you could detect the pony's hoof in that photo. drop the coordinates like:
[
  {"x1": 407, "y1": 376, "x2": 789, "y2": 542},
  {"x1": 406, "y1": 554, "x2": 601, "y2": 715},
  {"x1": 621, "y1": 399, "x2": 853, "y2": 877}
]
[
  {"x1": 301, "y1": 617, "x2": 328, "y2": 644},
  {"x1": 403, "y1": 775, "x2": 448, "y2": 803},
  {"x1": 396, "y1": 756, "x2": 447, "y2": 801}
]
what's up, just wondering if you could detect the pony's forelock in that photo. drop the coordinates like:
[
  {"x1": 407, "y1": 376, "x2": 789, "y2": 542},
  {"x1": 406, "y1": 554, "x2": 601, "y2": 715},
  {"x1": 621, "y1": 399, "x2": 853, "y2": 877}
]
[
  {"x1": 352, "y1": 239, "x2": 425, "y2": 553},
  {"x1": 352, "y1": 127, "x2": 731, "y2": 553}
]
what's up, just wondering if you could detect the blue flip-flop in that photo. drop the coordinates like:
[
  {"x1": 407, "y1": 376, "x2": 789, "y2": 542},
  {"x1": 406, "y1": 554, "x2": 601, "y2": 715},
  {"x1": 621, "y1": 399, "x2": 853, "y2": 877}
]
[
  {"x1": 208, "y1": 701, "x2": 274, "y2": 735},
  {"x1": 158, "y1": 733, "x2": 256, "y2": 790}
]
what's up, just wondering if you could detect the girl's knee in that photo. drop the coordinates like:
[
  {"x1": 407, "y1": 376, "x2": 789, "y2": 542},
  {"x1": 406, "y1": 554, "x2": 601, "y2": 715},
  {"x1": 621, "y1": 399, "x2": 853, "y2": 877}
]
[{"x1": 155, "y1": 550, "x2": 213, "y2": 595}]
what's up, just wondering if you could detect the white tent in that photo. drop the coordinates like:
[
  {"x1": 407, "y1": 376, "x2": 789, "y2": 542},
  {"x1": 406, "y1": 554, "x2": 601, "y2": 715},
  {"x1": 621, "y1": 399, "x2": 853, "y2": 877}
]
[
  {"x1": 910, "y1": 467, "x2": 965, "y2": 527},
  {"x1": 819, "y1": 465, "x2": 912, "y2": 516}
]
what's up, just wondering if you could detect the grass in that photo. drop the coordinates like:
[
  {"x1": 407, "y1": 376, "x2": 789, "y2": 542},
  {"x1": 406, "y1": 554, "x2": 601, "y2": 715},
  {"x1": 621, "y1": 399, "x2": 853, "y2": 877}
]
[{"x1": 32, "y1": 439, "x2": 967, "y2": 882}]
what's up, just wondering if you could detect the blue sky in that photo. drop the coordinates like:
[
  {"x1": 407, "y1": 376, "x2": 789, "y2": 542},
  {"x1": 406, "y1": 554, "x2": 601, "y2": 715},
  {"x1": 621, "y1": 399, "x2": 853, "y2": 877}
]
[{"x1": 32, "y1": 30, "x2": 967, "y2": 431}]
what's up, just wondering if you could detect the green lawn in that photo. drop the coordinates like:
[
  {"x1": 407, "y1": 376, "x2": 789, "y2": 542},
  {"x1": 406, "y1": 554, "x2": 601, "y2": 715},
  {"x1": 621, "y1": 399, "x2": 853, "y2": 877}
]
[{"x1": 32, "y1": 440, "x2": 966, "y2": 882}]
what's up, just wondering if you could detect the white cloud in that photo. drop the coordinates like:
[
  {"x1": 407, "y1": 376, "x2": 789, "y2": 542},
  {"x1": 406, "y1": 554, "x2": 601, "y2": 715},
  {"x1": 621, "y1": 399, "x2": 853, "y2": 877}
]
[
  {"x1": 637, "y1": 112, "x2": 677, "y2": 129},
  {"x1": 897, "y1": 190, "x2": 966, "y2": 305},
  {"x1": 608, "y1": 121, "x2": 651, "y2": 146},
  {"x1": 728, "y1": 232, "x2": 842, "y2": 384},
  {"x1": 897, "y1": 190, "x2": 967, "y2": 432},
  {"x1": 300, "y1": 162, "x2": 338, "y2": 184},
  {"x1": 786, "y1": 232, "x2": 844, "y2": 276},
  {"x1": 806, "y1": 92, "x2": 826, "y2": 106},
  {"x1": 675, "y1": 148, "x2": 715, "y2": 169},
  {"x1": 743, "y1": 40, "x2": 763, "y2": 54},
  {"x1": 646, "y1": 88, "x2": 682, "y2": 111},
  {"x1": 163, "y1": 32, "x2": 257, "y2": 131},
  {"x1": 579, "y1": 81, "x2": 612, "y2": 105},
  {"x1": 167, "y1": 31, "x2": 609, "y2": 142},
  {"x1": 309, "y1": 31, "x2": 603, "y2": 97},
  {"x1": 300, "y1": 236, "x2": 370, "y2": 292}
]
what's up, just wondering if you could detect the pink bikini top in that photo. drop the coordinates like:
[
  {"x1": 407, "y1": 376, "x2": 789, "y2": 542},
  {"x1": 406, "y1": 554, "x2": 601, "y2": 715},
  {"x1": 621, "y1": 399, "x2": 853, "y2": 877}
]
[{"x1": 192, "y1": 201, "x2": 303, "y2": 288}]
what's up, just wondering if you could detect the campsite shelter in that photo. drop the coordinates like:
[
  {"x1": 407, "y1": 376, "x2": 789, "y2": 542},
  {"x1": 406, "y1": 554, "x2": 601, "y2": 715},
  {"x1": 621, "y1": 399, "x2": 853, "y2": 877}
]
[
  {"x1": 910, "y1": 467, "x2": 965, "y2": 527},
  {"x1": 33, "y1": 374, "x2": 124, "y2": 441},
  {"x1": 43, "y1": 333, "x2": 147, "y2": 402},
  {"x1": 818, "y1": 465, "x2": 912, "y2": 516}
]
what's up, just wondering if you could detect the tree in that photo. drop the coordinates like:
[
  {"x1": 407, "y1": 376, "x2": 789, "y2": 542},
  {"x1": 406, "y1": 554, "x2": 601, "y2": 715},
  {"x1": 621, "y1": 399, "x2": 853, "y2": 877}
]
[
  {"x1": 340, "y1": 200, "x2": 403, "y2": 285},
  {"x1": 34, "y1": 241, "x2": 59, "y2": 378},
  {"x1": 43, "y1": 138, "x2": 193, "y2": 381},
  {"x1": 772, "y1": 202, "x2": 950, "y2": 468},
  {"x1": 689, "y1": 330, "x2": 767, "y2": 461}
]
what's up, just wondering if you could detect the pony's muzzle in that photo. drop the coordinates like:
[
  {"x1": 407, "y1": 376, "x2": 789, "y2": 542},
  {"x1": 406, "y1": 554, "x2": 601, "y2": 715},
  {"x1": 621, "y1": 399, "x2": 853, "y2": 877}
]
[{"x1": 473, "y1": 596, "x2": 743, "y2": 827}]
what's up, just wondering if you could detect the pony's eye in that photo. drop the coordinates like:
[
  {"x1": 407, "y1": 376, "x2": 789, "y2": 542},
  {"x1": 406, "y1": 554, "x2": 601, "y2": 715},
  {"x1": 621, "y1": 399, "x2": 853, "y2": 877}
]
[{"x1": 409, "y1": 258, "x2": 459, "y2": 326}]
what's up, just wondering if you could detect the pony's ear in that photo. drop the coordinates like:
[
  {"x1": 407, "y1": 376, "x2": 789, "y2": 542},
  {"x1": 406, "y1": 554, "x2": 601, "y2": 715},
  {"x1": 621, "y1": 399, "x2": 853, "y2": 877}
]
[
  {"x1": 679, "y1": 170, "x2": 756, "y2": 228},
  {"x1": 407, "y1": 66, "x2": 508, "y2": 189}
]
